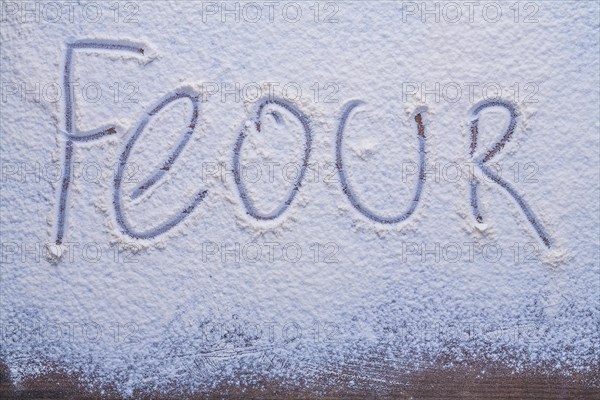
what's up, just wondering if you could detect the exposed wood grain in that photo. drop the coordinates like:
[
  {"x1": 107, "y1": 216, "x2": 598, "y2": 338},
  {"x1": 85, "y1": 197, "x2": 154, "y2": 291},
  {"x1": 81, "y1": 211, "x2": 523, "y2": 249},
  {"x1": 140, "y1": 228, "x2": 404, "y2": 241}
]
[{"x1": 1, "y1": 358, "x2": 598, "y2": 399}]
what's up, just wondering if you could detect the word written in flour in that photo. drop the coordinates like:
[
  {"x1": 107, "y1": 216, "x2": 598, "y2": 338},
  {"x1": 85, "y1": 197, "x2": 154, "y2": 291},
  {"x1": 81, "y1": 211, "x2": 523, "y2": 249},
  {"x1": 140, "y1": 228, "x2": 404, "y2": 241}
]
[{"x1": 52, "y1": 39, "x2": 551, "y2": 249}]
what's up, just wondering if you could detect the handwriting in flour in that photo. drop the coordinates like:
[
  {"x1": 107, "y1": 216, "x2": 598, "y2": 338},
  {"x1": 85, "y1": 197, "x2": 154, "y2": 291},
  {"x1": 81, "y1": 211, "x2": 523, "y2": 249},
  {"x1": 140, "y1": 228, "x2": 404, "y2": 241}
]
[
  {"x1": 52, "y1": 39, "x2": 552, "y2": 248},
  {"x1": 113, "y1": 90, "x2": 208, "y2": 239},
  {"x1": 468, "y1": 100, "x2": 551, "y2": 247},
  {"x1": 233, "y1": 98, "x2": 312, "y2": 220},
  {"x1": 55, "y1": 40, "x2": 143, "y2": 245},
  {"x1": 335, "y1": 100, "x2": 426, "y2": 224}
]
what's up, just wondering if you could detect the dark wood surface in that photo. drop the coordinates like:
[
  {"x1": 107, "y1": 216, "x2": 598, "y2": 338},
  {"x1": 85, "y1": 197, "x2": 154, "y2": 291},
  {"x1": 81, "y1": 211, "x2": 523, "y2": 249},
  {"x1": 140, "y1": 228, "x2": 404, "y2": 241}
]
[{"x1": 1, "y1": 359, "x2": 598, "y2": 399}]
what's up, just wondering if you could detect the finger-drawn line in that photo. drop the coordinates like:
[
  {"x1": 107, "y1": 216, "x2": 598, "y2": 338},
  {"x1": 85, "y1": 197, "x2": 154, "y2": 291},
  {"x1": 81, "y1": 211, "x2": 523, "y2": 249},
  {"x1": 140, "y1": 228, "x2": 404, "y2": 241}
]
[
  {"x1": 468, "y1": 99, "x2": 551, "y2": 247},
  {"x1": 113, "y1": 89, "x2": 207, "y2": 240},
  {"x1": 69, "y1": 39, "x2": 145, "y2": 54},
  {"x1": 335, "y1": 100, "x2": 427, "y2": 224},
  {"x1": 232, "y1": 97, "x2": 312, "y2": 221},
  {"x1": 470, "y1": 179, "x2": 483, "y2": 223},
  {"x1": 64, "y1": 127, "x2": 116, "y2": 142},
  {"x1": 55, "y1": 39, "x2": 146, "y2": 245},
  {"x1": 130, "y1": 91, "x2": 199, "y2": 200}
]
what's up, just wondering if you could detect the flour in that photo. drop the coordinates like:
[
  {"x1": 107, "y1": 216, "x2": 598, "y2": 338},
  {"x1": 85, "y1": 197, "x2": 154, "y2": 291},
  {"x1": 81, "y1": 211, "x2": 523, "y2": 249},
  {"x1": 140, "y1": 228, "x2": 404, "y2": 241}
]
[{"x1": 1, "y1": 0, "x2": 599, "y2": 395}]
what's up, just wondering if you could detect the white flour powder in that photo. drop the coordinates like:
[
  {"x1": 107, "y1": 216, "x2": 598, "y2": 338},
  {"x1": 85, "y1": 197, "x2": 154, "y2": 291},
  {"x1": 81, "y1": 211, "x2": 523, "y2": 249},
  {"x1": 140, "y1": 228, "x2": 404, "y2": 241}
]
[{"x1": 1, "y1": 0, "x2": 598, "y2": 396}]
